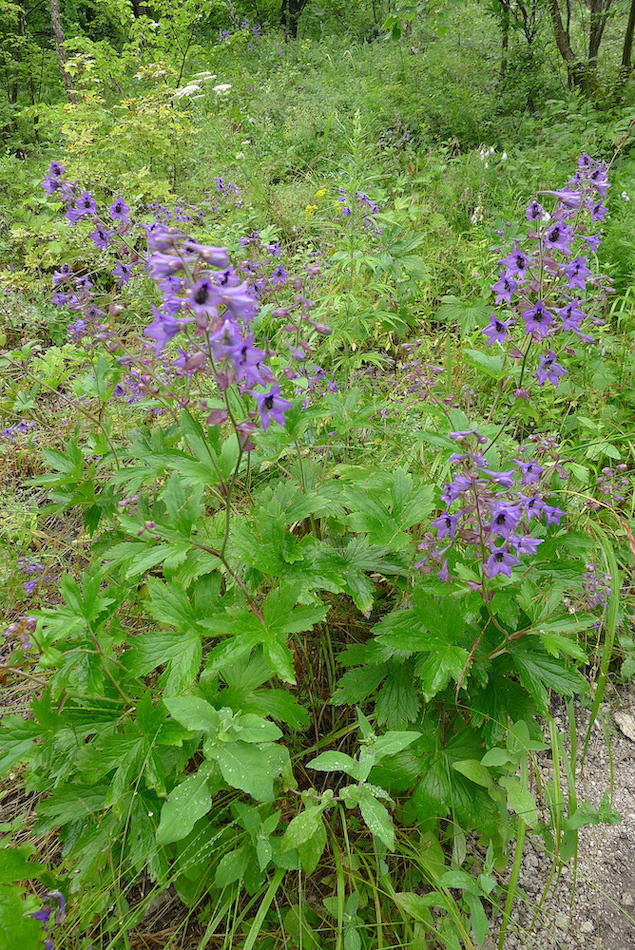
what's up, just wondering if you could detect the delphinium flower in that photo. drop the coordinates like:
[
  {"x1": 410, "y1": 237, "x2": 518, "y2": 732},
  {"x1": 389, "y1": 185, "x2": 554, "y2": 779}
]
[
  {"x1": 483, "y1": 154, "x2": 611, "y2": 396},
  {"x1": 418, "y1": 430, "x2": 569, "y2": 590}
]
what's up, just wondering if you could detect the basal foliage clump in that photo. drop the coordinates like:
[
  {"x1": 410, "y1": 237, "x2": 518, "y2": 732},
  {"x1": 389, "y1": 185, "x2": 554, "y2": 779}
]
[{"x1": 0, "y1": 144, "x2": 631, "y2": 950}]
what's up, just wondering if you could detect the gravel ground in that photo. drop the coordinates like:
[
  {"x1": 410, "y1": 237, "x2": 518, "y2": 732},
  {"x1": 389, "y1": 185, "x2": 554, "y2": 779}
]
[{"x1": 485, "y1": 685, "x2": 635, "y2": 950}]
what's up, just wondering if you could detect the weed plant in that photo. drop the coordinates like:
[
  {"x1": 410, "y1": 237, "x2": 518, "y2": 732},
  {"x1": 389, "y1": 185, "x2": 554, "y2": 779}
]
[{"x1": 0, "y1": 10, "x2": 634, "y2": 950}]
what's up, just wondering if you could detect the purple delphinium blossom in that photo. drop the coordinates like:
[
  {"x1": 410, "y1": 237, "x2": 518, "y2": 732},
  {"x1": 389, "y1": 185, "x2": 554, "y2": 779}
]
[
  {"x1": 582, "y1": 233, "x2": 602, "y2": 253},
  {"x1": 250, "y1": 384, "x2": 293, "y2": 431},
  {"x1": 510, "y1": 535, "x2": 544, "y2": 555},
  {"x1": 482, "y1": 314, "x2": 513, "y2": 346},
  {"x1": 112, "y1": 262, "x2": 134, "y2": 287},
  {"x1": 563, "y1": 255, "x2": 592, "y2": 292},
  {"x1": 526, "y1": 200, "x2": 545, "y2": 221},
  {"x1": 144, "y1": 307, "x2": 192, "y2": 354},
  {"x1": 431, "y1": 512, "x2": 462, "y2": 540},
  {"x1": 66, "y1": 191, "x2": 97, "y2": 223},
  {"x1": 542, "y1": 222, "x2": 573, "y2": 254},
  {"x1": 271, "y1": 264, "x2": 288, "y2": 285},
  {"x1": 110, "y1": 197, "x2": 130, "y2": 223},
  {"x1": 89, "y1": 224, "x2": 115, "y2": 250},
  {"x1": 486, "y1": 547, "x2": 520, "y2": 578},
  {"x1": 544, "y1": 504, "x2": 565, "y2": 526},
  {"x1": 500, "y1": 244, "x2": 530, "y2": 278},
  {"x1": 487, "y1": 504, "x2": 522, "y2": 539},
  {"x1": 558, "y1": 299, "x2": 586, "y2": 331},
  {"x1": 491, "y1": 270, "x2": 523, "y2": 303},
  {"x1": 515, "y1": 459, "x2": 545, "y2": 486},
  {"x1": 522, "y1": 300, "x2": 554, "y2": 338},
  {"x1": 536, "y1": 351, "x2": 567, "y2": 387}
]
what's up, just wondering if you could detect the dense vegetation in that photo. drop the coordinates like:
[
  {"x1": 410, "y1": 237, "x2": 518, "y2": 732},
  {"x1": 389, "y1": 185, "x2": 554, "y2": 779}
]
[{"x1": 1, "y1": 1, "x2": 634, "y2": 948}]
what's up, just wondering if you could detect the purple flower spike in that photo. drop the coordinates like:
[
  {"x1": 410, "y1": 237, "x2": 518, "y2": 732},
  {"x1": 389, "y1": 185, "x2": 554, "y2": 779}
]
[
  {"x1": 536, "y1": 351, "x2": 567, "y2": 387},
  {"x1": 485, "y1": 547, "x2": 519, "y2": 578}
]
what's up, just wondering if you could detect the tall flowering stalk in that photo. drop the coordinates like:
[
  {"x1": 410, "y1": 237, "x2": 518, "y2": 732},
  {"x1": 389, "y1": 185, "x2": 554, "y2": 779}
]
[{"x1": 424, "y1": 155, "x2": 611, "y2": 593}]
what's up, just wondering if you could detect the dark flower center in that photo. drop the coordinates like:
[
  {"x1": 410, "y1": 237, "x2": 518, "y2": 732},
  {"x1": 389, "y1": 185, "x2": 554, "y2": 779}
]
[{"x1": 264, "y1": 395, "x2": 274, "y2": 410}]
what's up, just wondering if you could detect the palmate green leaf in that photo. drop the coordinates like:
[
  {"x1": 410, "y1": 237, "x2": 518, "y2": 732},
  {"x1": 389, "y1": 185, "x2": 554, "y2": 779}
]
[
  {"x1": 124, "y1": 629, "x2": 202, "y2": 696},
  {"x1": 414, "y1": 643, "x2": 469, "y2": 701},
  {"x1": 375, "y1": 664, "x2": 421, "y2": 728},
  {"x1": 158, "y1": 768, "x2": 213, "y2": 845},
  {"x1": 209, "y1": 742, "x2": 288, "y2": 802},
  {"x1": 511, "y1": 647, "x2": 588, "y2": 710},
  {"x1": 0, "y1": 846, "x2": 46, "y2": 884},
  {"x1": 0, "y1": 718, "x2": 39, "y2": 776},
  {"x1": 331, "y1": 662, "x2": 389, "y2": 706},
  {"x1": 164, "y1": 697, "x2": 221, "y2": 736}
]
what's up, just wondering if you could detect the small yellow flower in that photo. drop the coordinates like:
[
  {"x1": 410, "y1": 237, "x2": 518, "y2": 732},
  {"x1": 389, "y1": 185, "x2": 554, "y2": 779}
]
[
  {"x1": 314, "y1": 188, "x2": 326, "y2": 200},
  {"x1": 305, "y1": 204, "x2": 318, "y2": 220}
]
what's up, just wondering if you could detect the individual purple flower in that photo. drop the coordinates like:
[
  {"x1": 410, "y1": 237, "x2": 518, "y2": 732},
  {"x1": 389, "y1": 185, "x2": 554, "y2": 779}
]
[
  {"x1": 591, "y1": 201, "x2": 608, "y2": 222},
  {"x1": 441, "y1": 474, "x2": 473, "y2": 504},
  {"x1": 437, "y1": 559, "x2": 450, "y2": 583},
  {"x1": 487, "y1": 504, "x2": 522, "y2": 538},
  {"x1": 183, "y1": 241, "x2": 230, "y2": 268},
  {"x1": 89, "y1": 224, "x2": 115, "y2": 250},
  {"x1": 52, "y1": 264, "x2": 72, "y2": 286},
  {"x1": 66, "y1": 191, "x2": 97, "y2": 223},
  {"x1": 112, "y1": 262, "x2": 133, "y2": 286},
  {"x1": 536, "y1": 351, "x2": 567, "y2": 387},
  {"x1": 144, "y1": 307, "x2": 192, "y2": 354},
  {"x1": 485, "y1": 547, "x2": 520, "y2": 578},
  {"x1": 449, "y1": 429, "x2": 488, "y2": 443},
  {"x1": 509, "y1": 536, "x2": 543, "y2": 555},
  {"x1": 482, "y1": 314, "x2": 512, "y2": 346},
  {"x1": 557, "y1": 299, "x2": 586, "y2": 331},
  {"x1": 515, "y1": 459, "x2": 545, "y2": 485},
  {"x1": 250, "y1": 384, "x2": 293, "y2": 431},
  {"x1": 524, "y1": 494, "x2": 546, "y2": 521},
  {"x1": 271, "y1": 264, "x2": 288, "y2": 285},
  {"x1": 481, "y1": 469, "x2": 515, "y2": 488},
  {"x1": 544, "y1": 504, "x2": 565, "y2": 526},
  {"x1": 582, "y1": 233, "x2": 602, "y2": 253},
  {"x1": 526, "y1": 200, "x2": 545, "y2": 221},
  {"x1": 491, "y1": 270, "x2": 523, "y2": 303},
  {"x1": 189, "y1": 276, "x2": 219, "y2": 316},
  {"x1": 110, "y1": 197, "x2": 130, "y2": 223},
  {"x1": 541, "y1": 188, "x2": 582, "y2": 210},
  {"x1": 588, "y1": 166, "x2": 609, "y2": 197},
  {"x1": 563, "y1": 255, "x2": 592, "y2": 291},
  {"x1": 431, "y1": 512, "x2": 462, "y2": 540},
  {"x1": 542, "y1": 222, "x2": 573, "y2": 254},
  {"x1": 232, "y1": 336, "x2": 271, "y2": 387},
  {"x1": 500, "y1": 244, "x2": 530, "y2": 278},
  {"x1": 522, "y1": 300, "x2": 554, "y2": 338}
]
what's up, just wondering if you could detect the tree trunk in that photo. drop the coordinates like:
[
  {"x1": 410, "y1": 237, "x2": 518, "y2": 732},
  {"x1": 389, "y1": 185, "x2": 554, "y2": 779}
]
[
  {"x1": 622, "y1": 0, "x2": 635, "y2": 70},
  {"x1": 546, "y1": 0, "x2": 587, "y2": 89},
  {"x1": 588, "y1": 0, "x2": 613, "y2": 71},
  {"x1": 281, "y1": 0, "x2": 308, "y2": 38},
  {"x1": 498, "y1": 0, "x2": 510, "y2": 83},
  {"x1": 49, "y1": 0, "x2": 75, "y2": 102}
]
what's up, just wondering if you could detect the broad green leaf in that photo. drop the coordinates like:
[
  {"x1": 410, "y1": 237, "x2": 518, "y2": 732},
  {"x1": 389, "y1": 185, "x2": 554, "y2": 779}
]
[
  {"x1": 371, "y1": 731, "x2": 421, "y2": 762},
  {"x1": 451, "y1": 759, "x2": 495, "y2": 790},
  {"x1": 158, "y1": 770, "x2": 212, "y2": 845},
  {"x1": 210, "y1": 742, "x2": 287, "y2": 802},
  {"x1": 358, "y1": 787, "x2": 395, "y2": 850},
  {"x1": 164, "y1": 697, "x2": 220, "y2": 736},
  {"x1": 500, "y1": 777, "x2": 538, "y2": 828},
  {"x1": 415, "y1": 645, "x2": 469, "y2": 701},
  {"x1": 308, "y1": 752, "x2": 359, "y2": 779},
  {"x1": 280, "y1": 806, "x2": 325, "y2": 853}
]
